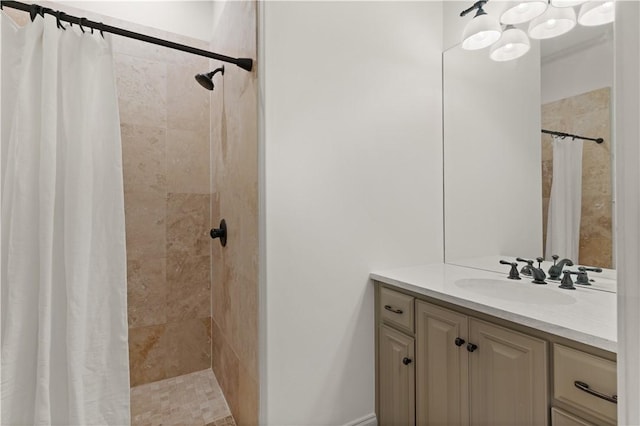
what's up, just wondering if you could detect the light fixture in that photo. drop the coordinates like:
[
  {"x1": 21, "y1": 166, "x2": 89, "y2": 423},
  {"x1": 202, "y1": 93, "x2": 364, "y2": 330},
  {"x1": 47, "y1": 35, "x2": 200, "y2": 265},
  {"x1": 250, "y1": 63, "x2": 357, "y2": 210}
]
[
  {"x1": 490, "y1": 25, "x2": 531, "y2": 61},
  {"x1": 578, "y1": 1, "x2": 615, "y2": 26},
  {"x1": 500, "y1": 0, "x2": 548, "y2": 25},
  {"x1": 528, "y1": 5, "x2": 576, "y2": 39},
  {"x1": 550, "y1": 0, "x2": 587, "y2": 7},
  {"x1": 462, "y1": 5, "x2": 502, "y2": 50}
]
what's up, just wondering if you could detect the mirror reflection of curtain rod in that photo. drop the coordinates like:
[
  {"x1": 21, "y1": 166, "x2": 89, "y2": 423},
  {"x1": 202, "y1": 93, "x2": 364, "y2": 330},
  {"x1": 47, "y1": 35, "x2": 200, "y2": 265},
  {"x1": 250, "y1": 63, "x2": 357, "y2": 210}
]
[{"x1": 542, "y1": 129, "x2": 604, "y2": 144}]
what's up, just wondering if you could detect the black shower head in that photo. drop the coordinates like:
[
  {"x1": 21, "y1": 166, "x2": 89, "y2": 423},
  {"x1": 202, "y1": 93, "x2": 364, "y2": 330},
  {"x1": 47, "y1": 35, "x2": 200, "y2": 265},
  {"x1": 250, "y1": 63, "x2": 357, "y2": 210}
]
[
  {"x1": 195, "y1": 66, "x2": 225, "y2": 91},
  {"x1": 195, "y1": 73, "x2": 214, "y2": 90}
]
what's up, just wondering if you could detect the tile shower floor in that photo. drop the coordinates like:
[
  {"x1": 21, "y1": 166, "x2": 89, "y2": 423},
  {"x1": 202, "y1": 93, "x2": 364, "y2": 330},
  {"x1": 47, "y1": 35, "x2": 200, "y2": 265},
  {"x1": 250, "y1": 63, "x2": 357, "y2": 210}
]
[{"x1": 131, "y1": 369, "x2": 236, "y2": 426}]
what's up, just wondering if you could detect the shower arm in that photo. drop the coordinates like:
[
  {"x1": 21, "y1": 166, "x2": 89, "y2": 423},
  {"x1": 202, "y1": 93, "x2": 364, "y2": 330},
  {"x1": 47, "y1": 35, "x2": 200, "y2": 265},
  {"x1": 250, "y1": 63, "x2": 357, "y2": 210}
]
[
  {"x1": 0, "y1": 0, "x2": 253, "y2": 72},
  {"x1": 209, "y1": 68, "x2": 225, "y2": 79}
]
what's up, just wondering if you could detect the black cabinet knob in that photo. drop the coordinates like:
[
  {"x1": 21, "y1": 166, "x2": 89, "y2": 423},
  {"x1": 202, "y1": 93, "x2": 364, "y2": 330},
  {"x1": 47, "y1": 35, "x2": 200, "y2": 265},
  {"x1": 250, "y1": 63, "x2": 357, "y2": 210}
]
[
  {"x1": 454, "y1": 337, "x2": 466, "y2": 347},
  {"x1": 402, "y1": 357, "x2": 412, "y2": 365},
  {"x1": 467, "y1": 343, "x2": 478, "y2": 353}
]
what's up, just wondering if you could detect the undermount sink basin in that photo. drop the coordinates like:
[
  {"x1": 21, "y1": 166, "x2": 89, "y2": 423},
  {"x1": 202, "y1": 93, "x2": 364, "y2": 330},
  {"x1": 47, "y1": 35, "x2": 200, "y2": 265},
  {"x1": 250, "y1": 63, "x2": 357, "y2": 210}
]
[{"x1": 455, "y1": 278, "x2": 576, "y2": 305}]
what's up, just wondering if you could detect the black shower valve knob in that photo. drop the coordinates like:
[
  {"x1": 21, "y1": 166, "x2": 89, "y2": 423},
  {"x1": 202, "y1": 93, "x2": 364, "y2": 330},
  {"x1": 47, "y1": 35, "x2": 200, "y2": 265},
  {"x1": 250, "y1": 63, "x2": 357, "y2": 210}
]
[{"x1": 210, "y1": 219, "x2": 227, "y2": 247}]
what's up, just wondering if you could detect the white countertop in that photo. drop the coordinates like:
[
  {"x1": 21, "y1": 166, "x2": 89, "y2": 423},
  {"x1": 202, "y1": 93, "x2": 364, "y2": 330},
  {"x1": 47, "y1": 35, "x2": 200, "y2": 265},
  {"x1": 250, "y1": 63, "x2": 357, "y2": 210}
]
[{"x1": 370, "y1": 263, "x2": 617, "y2": 353}]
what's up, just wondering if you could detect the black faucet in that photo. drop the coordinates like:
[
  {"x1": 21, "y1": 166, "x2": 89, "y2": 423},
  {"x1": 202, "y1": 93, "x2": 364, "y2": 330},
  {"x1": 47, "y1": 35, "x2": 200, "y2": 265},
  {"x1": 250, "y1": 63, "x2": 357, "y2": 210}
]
[
  {"x1": 499, "y1": 260, "x2": 521, "y2": 280},
  {"x1": 575, "y1": 267, "x2": 603, "y2": 285},
  {"x1": 548, "y1": 255, "x2": 574, "y2": 280},
  {"x1": 516, "y1": 258, "x2": 534, "y2": 276}
]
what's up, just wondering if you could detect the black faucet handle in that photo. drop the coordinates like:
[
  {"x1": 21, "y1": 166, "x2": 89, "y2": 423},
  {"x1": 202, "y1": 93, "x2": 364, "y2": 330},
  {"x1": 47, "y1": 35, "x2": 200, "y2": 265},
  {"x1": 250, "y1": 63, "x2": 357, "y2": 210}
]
[
  {"x1": 536, "y1": 257, "x2": 544, "y2": 268},
  {"x1": 575, "y1": 270, "x2": 591, "y2": 285},
  {"x1": 552, "y1": 254, "x2": 559, "y2": 264},
  {"x1": 516, "y1": 257, "x2": 534, "y2": 265},
  {"x1": 500, "y1": 260, "x2": 521, "y2": 280},
  {"x1": 579, "y1": 266, "x2": 602, "y2": 273},
  {"x1": 576, "y1": 267, "x2": 602, "y2": 285},
  {"x1": 559, "y1": 270, "x2": 578, "y2": 290}
]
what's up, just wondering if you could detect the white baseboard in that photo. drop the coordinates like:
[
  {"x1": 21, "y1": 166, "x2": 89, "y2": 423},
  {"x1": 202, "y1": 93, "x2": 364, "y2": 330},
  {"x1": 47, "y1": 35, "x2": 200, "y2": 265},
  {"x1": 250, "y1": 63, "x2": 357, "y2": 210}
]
[{"x1": 343, "y1": 413, "x2": 377, "y2": 426}]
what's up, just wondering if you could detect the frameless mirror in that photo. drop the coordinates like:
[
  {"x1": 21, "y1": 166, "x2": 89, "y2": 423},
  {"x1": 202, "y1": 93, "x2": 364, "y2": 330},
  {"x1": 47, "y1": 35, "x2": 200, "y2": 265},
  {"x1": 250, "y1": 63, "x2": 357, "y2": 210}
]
[{"x1": 443, "y1": 15, "x2": 615, "y2": 292}]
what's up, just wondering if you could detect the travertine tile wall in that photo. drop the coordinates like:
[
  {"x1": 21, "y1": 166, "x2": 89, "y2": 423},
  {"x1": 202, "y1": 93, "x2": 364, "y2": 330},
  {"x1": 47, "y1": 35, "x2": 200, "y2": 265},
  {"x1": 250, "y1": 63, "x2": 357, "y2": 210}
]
[
  {"x1": 541, "y1": 87, "x2": 613, "y2": 268},
  {"x1": 112, "y1": 21, "x2": 213, "y2": 386},
  {"x1": 210, "y1": 2, "x2": 259, "y2": 424}
]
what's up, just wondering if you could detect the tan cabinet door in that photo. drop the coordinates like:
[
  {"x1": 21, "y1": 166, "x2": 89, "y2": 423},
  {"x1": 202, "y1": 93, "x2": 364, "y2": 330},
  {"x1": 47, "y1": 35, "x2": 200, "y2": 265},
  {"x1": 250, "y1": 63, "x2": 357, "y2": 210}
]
[
  {"x1": 469, "y1": 318, "x2": 548, "y2": 426},
  {"x1": 415, "y1": 301, "x2": 469, "y2": 426},
  {"x1": 379, "y1": 325, "x2": 415, "y2": 426}
]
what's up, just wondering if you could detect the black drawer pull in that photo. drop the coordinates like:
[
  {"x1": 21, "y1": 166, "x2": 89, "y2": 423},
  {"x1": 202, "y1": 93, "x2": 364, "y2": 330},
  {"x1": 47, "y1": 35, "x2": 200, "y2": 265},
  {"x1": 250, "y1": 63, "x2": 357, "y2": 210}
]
[
  {"x1": 402, "y1": 357, "x2": 412, "y2": 365},
  {"x1": 384, "y1": 305, "x2": 403, "y2": 314},
  {"x1": 467, "y1": 343, "x2": 478, "y2": 353},
  {"x1": 574, "y1": 381, "x2": 617, "y2": 404},
  {"x1": 454, "y1": 337, "x2": 466, "y2": 347}
]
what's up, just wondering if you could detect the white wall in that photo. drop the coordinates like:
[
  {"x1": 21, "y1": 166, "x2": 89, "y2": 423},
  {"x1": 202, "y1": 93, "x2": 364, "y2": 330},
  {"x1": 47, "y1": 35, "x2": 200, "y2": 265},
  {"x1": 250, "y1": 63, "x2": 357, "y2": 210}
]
[
  {"x1": 541, "y1": 41, "x2": 614, "y2": 104},
  {"x1": 262, "y1": 2, "x2": 443, "y2": 424},
  {"x1": 57, "y1": 1, "x2": 214, "y2": 41},
  {"x1": 615, "y1": 2, "x2": 640, "y2": 424},
  {"x1": 443, "y1": 43, "x2": 543, "y2": 262}
]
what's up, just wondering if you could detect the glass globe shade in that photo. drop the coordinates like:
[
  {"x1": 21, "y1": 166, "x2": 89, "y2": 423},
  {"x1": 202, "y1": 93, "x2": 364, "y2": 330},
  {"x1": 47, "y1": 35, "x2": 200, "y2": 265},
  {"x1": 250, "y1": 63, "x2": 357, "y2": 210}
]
[
  {"x1": 501, "y1": 0, "x2": 548, "y2": 25},
  {"x1": 578, "y1": 1, "x2": 615, "y2": 26},
  {"x1": 490, "y1": 26, "x2": 531, "y2": 61},
  {"x1": 529, "y1": 5, "x2": 576, "y2": 39},
  {"x1": 462, "y1": 10, "x2": 503, "y2": 50}
]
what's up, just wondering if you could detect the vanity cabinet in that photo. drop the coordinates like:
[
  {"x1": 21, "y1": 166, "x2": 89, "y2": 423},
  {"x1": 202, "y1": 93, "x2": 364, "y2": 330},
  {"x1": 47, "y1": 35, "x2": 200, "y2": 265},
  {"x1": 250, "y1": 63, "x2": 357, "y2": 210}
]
[
  {"x1": 414, "y1": 300, "x2": 547, "y2": 426},
  {"x1": 378, "y1": 325, "x2": 415, "y2": 425},
  {"x1": 375, "y1": 283, "x2": 617, "y2": 426}
]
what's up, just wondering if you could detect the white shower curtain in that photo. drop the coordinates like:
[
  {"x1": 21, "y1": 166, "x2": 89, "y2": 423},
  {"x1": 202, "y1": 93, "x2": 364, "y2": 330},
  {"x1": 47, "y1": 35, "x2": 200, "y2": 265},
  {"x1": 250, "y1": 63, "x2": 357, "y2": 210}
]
[
  {"x1": 545, "y1": 136, "x2": 584, "y2": 262},
  {"x1": 1, "y1": 12, "x2": 130, "y2": 425}
]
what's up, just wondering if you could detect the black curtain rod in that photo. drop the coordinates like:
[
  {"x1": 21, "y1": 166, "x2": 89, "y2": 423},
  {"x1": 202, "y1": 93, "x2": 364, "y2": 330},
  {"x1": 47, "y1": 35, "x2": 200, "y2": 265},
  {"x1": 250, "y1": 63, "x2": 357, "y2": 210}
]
[
  {"x1": 0, "y1": 0, "x2": 253, "y2": 72},
  {"x1": 542, "y1": 129, "x2": 604, "y2": 144}
]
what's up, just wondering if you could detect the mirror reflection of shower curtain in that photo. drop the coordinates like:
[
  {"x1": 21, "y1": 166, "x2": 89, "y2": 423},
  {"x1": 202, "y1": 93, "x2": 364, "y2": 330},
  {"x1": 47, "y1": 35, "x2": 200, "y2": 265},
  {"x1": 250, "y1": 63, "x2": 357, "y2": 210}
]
[
  {"x1": 1, "y1": 12, "x2": 130, "y2": 425},
  {"x1": 545, "y1": 136, "x2": 583, "y2": 262}
]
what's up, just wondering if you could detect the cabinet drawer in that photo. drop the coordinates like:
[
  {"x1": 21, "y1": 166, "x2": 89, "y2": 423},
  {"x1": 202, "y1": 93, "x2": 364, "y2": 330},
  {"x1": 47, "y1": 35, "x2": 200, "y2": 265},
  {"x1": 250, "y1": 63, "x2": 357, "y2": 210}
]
[
  {"x1": 553, "y1": 344, "x2": 616, "y2": 424},
  {"x1": 551, "y1": 407, "x2": 596, "y2": 426},
  {"x1": 380, "y1": 287, "x2": 414, "y2": 333}
]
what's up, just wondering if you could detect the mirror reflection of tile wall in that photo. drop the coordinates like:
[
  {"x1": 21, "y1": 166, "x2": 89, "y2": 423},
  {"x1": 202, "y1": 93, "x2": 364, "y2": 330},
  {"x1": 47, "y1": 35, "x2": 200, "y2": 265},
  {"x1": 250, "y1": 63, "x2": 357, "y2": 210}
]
[{"x1": 541, "y1": 87, "x2": 612, "y2": 268}]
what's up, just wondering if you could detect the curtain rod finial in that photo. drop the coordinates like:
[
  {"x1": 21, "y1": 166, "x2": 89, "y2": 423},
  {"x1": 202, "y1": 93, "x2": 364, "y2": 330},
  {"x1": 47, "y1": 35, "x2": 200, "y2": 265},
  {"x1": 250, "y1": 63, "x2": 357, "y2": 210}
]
[{"x1": 236, "y1": 58, "x2": 253, "y2": 72}]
